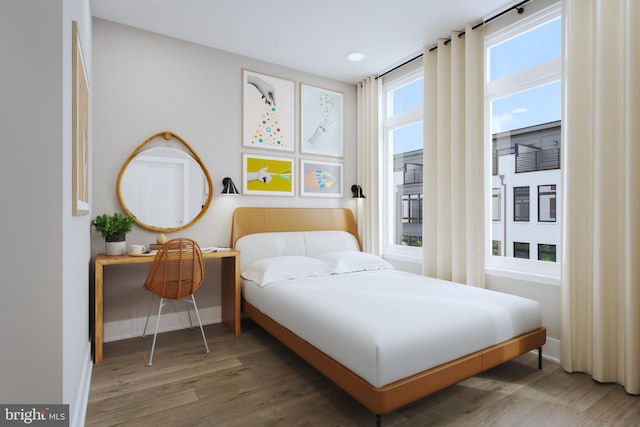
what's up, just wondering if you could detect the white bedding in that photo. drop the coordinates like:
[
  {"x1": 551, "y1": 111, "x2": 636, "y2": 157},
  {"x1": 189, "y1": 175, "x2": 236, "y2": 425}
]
[
  {"x1": 242, "y1": 268, "x2": 542, "y2": 388},
  {"x1": 236, "y1": 231, "x2": 542, "y2": 389}
]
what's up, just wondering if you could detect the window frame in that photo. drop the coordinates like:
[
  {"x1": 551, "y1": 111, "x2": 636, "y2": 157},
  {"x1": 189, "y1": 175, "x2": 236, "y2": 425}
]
[
  {"x1": 381, "y1": 68, "x2": 424, "y2": 258},
  {"x1": 484, "y1": 2, "x2": 562, "y2": 282}
]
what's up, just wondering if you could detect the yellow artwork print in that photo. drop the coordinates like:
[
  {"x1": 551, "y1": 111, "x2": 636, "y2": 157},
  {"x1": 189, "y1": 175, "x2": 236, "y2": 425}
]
[{"x1": 245, "y1": 156, "x2": 293, "y2": 194}]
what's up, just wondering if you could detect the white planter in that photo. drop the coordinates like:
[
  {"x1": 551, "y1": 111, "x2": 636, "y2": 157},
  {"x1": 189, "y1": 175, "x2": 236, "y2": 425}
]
[{"x1": 105, "y1": 240, "x2": 126, "y2": 256}]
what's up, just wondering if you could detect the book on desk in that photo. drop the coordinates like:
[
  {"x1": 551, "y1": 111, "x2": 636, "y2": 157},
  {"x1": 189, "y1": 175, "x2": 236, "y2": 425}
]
[{"x1": 200, "y1": 247, "x2": 231, "y2": 253}]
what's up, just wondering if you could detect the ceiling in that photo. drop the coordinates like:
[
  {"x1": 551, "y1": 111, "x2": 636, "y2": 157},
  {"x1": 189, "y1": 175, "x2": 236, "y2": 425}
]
[{"x1": 90, "y1": 0, "x2": 516, "y2": 84}]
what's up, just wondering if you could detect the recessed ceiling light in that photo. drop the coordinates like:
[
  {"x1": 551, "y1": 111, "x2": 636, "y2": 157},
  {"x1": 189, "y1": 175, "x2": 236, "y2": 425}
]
[{"x1": 346, "y1": 52, "x2": 364, "y2": 62}]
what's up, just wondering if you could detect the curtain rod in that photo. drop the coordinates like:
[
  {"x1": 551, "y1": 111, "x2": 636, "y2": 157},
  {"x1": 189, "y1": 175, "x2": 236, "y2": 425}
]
[{"x1": 376, "y1": 0, "x2": 530, "y2": 79}]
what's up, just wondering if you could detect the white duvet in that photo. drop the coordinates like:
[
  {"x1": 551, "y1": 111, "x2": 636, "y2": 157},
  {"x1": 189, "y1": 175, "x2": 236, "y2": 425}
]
[{"x1": 243, "y1": 269, "x2": 542, "y2": 388}]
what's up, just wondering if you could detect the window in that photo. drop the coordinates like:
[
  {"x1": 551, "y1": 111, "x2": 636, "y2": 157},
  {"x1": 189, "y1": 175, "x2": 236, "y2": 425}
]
[
  {"x1": 538, "y1": 185, "x2": 556, "y2": 222},
  {"x1": 382, "y1": 69, "x2": 424, "y2": 252},
  {"x1": 402, "y1": 193, "x2": 423, "y2": 224},
  {"x1": 492, "y1": 188, "x2": 501, "y2": 221},
  {"x1": 487, "y1": 17, "x2": 561, "y2": 82},
  {"x1": 492, "y1": 240, "x2": 502, "y2": 256},
  {"x1": 486, "y1": 2, "x2": 562, "y2": 276},
  {"x1": 513, "y1": 187, "x2": 530, "y2": 222},
  {"x1": 514, "y1": 242, "x2": 530, "y2": 259},
  {"x1": 538, "y1": 244, "x2": 556, "y2": 262}
]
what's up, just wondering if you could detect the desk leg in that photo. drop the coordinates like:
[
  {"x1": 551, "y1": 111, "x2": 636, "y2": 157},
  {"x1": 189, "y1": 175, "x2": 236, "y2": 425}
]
[
  {"x1": 95, "y1": 261, "x2": 104, "y2": 364},
  {"x1": 221, "y1": 255, "x2": 241, "y2": 336}
]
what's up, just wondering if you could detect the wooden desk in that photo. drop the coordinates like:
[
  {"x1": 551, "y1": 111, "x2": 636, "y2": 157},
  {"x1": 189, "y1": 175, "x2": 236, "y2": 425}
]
[{"x1": 94, "y1": 250, "x2": 240, "y2": 364}]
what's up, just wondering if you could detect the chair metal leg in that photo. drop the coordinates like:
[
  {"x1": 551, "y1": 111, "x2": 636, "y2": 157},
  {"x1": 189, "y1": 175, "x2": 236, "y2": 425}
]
[
  {"x1": 190, "y1": 295, "x2": 210, "y2": 354},
  {"x1": 148, "y1": 297, "x2": 166, "y2": 367},
  {"x1": 186, "y1": 300, "x2": 194, "y2": 330},
  {"x1": 142, "y1": 293, "x2": 155, "y2": 338}
]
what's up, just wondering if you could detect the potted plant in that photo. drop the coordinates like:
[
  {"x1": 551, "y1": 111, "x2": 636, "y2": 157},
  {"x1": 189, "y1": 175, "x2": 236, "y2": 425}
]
[{"x1": 92, "y1": 212, "x2": 136, "y2": 255}]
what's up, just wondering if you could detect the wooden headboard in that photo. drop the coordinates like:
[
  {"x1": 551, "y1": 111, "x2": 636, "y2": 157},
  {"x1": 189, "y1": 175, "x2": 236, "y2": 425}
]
[{"x1": 230, "y1": 207, "x2": 361, "y2": 249}]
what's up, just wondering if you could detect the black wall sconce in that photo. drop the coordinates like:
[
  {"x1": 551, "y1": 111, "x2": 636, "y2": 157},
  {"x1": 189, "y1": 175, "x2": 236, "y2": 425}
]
[
  {"x1": 351, "y1": 184, "x2": 365, "y2": 199},
  {"x1": 221, "y1": 177, "x2": 239, "y2": 195}
]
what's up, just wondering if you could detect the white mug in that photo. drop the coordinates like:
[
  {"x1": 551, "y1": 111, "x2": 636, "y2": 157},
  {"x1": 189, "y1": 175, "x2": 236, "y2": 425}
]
[{"x1": 130, "y1": 244, "x2": 147, "y2": 254}]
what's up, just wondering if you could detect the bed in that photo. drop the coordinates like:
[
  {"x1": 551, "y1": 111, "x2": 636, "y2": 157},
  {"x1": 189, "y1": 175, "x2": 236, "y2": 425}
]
[{"x1": 230, "y1": 207, "x2": 546, "y2": 422}]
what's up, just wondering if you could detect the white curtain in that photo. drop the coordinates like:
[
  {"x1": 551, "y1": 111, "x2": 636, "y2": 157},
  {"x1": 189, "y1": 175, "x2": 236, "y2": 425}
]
[
  {"x1": 561, "y1": 0, "x2": 640, "y2": 394},
  {"x1": 422, "y1": 25, "x2": 485, "y2": 287},
  {"x1": 356, "y1": 77, "x2": 382, "y2": 254}
]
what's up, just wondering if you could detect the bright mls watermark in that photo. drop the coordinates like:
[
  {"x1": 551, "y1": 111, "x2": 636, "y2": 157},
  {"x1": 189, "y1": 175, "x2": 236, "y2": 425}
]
[{"x1": 0, "y1": 405, "x2": 68, "y2": 426}]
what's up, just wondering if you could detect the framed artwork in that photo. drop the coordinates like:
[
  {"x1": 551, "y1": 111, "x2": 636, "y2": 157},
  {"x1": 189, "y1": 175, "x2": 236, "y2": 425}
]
[
  {"x1": 300, "y1": 84, "x2": 343, "y2": 157},
  {"x1": 300, "y1": 159, "x2": 343, "y2": 198},
  {"x1": 72, "y1": 21, "x2": 89, "y2": 216},
  {"x1": 243, "y1": 70, "x2": 295, "y2": 152},
  {"x1": 242, "y1": 153, "x2": 295, "y2": 196}
]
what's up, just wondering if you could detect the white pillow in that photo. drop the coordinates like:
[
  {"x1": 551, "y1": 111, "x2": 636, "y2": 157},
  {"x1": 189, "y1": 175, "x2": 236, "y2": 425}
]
[
  {"x1": 316, "y1": 251, "x2": 394, "y2": 274},
  {"x1": 241, "y1": 256, "x2": 333, "y2": 286}
]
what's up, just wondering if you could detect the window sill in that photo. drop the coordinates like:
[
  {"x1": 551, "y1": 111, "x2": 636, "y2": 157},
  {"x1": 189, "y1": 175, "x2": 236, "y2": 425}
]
[
  {"x1": 381, "y1": 249, "x2": 423, "y2": 275},
  {"x1": 381, "y1": 243, "x2": 422, "y2": 260},
  {"x1": 486, "y1": 254, "x2": 560, "y2": 285},
  {"x1": 379, "y1": 249, "x2": 561, "y2": 287},
  {"x1": 381, "y1": 250, "x2": 423, "y2": 265},
  {"x1": 485, "y1": 266, "x2": 560, "y2": 287}
]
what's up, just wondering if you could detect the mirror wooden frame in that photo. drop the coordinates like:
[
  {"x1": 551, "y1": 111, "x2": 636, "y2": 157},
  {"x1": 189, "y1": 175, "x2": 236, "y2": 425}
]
[{"x1": 117, "y1": 131, "x2": 213, "y2": 232}]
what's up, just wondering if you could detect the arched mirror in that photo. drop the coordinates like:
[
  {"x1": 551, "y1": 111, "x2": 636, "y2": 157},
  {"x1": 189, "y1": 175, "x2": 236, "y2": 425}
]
[{"x1": 117, "y1": 131, "x2": 213, "y2": 232}]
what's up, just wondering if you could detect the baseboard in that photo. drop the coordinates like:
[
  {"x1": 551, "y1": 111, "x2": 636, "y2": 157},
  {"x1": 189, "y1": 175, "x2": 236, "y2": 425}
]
[
  {"x1": 72, "y1": 343, "x2": 92, "y2": 427},
  {"x1": 104, "y1": 306, "x2": 222, "y2": 342},
  {"x1": 541, "y1": 336, "x2": 560, "y2": 363}
]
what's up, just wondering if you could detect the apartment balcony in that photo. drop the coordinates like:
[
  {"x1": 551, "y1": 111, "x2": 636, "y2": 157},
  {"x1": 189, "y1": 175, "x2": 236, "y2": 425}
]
[
  {"x1": 404, "y1": 168, "x2": 423, "y2": 185},
  {"x1": 515, "y1": 147, "x2": 560, "y2": 173}
]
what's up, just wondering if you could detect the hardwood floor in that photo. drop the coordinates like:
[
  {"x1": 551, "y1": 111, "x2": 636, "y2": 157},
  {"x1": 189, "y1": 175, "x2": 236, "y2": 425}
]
[{"x1": 87, "y1": 320, "x2": 639, "y2": 426}]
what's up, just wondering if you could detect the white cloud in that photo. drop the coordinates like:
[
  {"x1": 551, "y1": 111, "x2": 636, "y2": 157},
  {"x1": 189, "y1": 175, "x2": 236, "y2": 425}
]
[{"x1": 492, "y1": 113, "x2": 513, "y2": 133}]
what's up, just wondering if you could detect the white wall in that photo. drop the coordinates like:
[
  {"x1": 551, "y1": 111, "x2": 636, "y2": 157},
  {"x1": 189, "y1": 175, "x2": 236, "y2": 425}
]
[
  {"x1": 92, "y1": 19, "x2": 358, "y2": 341},
  {"x1": 0, "y1": 0, "x2": 93, "y2": 425},
  {"x1": 485, "y1": 273, "x2": 560, "y2": 361}
]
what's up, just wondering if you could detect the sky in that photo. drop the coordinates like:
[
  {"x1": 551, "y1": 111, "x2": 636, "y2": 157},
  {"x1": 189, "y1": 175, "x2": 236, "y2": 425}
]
[{"x1": 489, "y1": 17, "x2": 561, "y2": 133}]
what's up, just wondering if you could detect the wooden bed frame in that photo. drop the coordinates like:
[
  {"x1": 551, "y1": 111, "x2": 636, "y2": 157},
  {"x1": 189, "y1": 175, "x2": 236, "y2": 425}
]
[{"x1": 231, "y1": 207, "x2": 547, "y2": 418}]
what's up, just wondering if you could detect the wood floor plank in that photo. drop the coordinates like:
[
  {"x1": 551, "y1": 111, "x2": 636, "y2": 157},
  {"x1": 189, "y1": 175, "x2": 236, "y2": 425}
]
[{"x1": 86, "y1": 320, "x2": 640, "y2": 426}]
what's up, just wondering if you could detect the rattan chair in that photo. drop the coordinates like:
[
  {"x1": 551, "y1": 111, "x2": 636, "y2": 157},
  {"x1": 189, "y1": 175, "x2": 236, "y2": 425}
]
[{"x1": 141, "y1": 238, "x2": 210, "y2": 366}]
